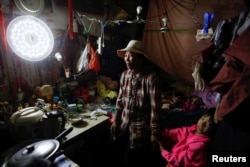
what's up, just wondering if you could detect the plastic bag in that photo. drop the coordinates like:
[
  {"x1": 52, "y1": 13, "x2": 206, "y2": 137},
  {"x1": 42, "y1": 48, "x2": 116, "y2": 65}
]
[
  {"x1": 76, "y1": 44, "x2": 89, "y2": 73},
  {"x1": 88, "y1": 40, "x2": 101, "y2": 73}
]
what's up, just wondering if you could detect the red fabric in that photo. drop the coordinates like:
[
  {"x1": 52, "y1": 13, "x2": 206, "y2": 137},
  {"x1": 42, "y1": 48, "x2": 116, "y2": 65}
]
[
  {"x1": 209, "y1": 28, "x2": 250, "y2": 120},
  {"x1": 67, "y1": 0, "x2": 73, "y2": 40},
  {"x1": 0, "y1": 3, "x2": 8, "y2": 54},
  {"x1": 74, "y1": 87, "x2": 90, "y2": 103},
  {"x1": 182, "y1": 101, "x2": 198, "y2": 112},
  {"x1": 88, "y1": 40, "x2": 100, "y2": 73},
  {"x1": 200, "y1": 44, "x2": 216, "y2": 63}
]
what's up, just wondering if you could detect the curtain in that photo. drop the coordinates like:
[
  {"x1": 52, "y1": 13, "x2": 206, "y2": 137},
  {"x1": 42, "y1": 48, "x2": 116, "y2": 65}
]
[{"x1": 143, "y1": 0, "x2": 247, "y2": 85}]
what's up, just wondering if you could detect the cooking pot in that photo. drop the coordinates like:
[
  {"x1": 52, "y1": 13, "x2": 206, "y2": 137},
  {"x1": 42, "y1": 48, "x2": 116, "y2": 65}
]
[
  {"x1": 9, "y1": 107, "x2": 66, "y2": 141},
  {"x1": 0, "y1": 127, "x2": 73, "y2": 167}
]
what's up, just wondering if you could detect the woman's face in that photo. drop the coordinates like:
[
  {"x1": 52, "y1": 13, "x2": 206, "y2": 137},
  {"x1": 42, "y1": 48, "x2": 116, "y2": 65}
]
[
  {"x1": 197, "y1": 114, "x2": 213, "y2": 135},
  {"x1": 124, "y1": 51, "x2": 143, "y2": 70}
]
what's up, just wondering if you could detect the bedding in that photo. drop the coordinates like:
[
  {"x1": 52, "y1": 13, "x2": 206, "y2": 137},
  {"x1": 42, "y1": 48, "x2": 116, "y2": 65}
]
[{"x1": 160, "y1": 83, "x2": 219, "y2": 129}]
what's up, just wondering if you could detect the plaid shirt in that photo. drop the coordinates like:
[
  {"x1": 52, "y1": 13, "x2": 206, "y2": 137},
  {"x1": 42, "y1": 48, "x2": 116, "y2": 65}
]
[{"x1": 114, "y1": 68, "x2": 161, "y2": 148}]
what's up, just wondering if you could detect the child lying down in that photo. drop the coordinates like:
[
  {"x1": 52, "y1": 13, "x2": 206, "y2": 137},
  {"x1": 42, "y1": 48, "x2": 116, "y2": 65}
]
[{"x1": 153, "y1": 108, "x2": 217, "y2": 167}]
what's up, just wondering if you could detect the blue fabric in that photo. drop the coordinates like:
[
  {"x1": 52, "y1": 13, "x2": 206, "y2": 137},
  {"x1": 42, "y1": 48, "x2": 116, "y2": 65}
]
[{"x1": 203, "y1": 12, "x2": 215, "y2": 34}]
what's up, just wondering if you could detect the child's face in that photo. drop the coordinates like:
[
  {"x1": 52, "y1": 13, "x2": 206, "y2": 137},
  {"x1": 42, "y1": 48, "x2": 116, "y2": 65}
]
[{"x1": 196, "y1": 114, "x2": 212, "y2": 135}]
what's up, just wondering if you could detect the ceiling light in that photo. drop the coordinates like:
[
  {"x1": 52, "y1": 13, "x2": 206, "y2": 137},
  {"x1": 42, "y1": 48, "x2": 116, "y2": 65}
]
[
  {"x1": 136, "y1": 6, "x2": 143, "y2": 15},
  {"x1": 160, "y1": 17, "x2": 168, "y2": 32},
  {"x1": 136, "y1": 6, "x2": 143, "y2": 21},
  {"x1": 161, "y1": 17, "x2": 168, "y2": 27},
  {"x1": 6, "y1": 15, "x2": 54, "y2": 61}
]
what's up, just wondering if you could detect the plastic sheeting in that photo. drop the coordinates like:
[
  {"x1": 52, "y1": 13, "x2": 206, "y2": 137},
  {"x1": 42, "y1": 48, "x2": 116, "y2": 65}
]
[{"x1": 143, "y1": 0, "x2": 247, "y2": 84}]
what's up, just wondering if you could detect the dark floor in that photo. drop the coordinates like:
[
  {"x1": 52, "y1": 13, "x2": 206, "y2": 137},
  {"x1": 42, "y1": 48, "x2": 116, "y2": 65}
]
[{"x1": 63, "y1": 126, "x2": 166, "y2": 167}]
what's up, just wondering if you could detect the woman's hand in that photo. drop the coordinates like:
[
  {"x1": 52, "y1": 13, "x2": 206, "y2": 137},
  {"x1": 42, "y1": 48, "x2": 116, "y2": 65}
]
[
  {"x1": 110, "y1": 121, "x2": 120, "y2": 140},
  {"x1": 151, "y1": 126, "x2": 163, "y2": 144}
]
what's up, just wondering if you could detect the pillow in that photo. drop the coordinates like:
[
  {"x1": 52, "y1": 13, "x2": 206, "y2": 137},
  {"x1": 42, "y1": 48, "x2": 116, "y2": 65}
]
[{"x1": 190, "y1": 86, "x2": 219, "y2": 108}]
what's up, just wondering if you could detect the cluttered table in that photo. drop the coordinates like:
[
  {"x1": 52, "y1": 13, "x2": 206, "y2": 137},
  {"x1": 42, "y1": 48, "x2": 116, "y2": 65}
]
[
  {"x1": 60, "y1": 110, "x2": 111, "y2": 167},
  {"x1": 62, "y1": 112, "x2": 110, "y2": 143}
]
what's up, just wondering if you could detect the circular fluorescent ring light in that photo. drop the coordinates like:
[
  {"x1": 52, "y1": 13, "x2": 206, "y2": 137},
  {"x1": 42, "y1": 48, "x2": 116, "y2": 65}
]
[
  {"x1": 14, "y1": 0, "x2": 44, "y2": 16},
  {"x1": 6, "y1": 15, "x2": 54, "y2": 61}
]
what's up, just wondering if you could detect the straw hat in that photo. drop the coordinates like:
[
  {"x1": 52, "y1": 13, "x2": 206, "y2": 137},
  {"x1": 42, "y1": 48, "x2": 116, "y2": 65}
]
[{"x1": 117, "y1": 40, "x2": 146, "y2": 57}]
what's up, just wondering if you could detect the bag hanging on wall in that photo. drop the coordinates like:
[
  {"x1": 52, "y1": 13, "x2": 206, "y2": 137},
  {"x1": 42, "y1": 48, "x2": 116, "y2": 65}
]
[
  {"x1": 76, "y1": 41, "x2": 89, "y2": 73},
  {"x1": 88, "y1": 39, "x2": 101, "y2": 73}
]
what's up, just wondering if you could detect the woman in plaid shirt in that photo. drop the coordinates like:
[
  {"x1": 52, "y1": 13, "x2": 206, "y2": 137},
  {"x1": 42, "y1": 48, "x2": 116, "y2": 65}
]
[{"x1": 109, "y1": 40, "x2": 165, "y2": 167}]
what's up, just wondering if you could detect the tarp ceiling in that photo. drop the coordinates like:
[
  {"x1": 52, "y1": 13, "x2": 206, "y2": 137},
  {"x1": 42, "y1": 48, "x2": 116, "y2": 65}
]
[{"x1": 143, "y1": 0, "x2": 247, "y2": 85}]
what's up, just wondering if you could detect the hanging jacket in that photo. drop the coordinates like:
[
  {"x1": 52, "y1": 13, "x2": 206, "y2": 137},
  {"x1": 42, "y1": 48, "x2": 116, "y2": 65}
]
[
  {"x1": 201, "y1": 8, "x2": 250, "y2": 82},
  {"x1": 209, "y1": 26, "x2": 250, "y2": 120}
]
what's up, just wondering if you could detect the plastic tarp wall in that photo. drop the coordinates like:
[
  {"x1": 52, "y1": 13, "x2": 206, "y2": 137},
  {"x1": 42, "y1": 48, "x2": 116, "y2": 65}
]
[{"x1": 143, "y1": 0, "x2": 247, "y2": 84}]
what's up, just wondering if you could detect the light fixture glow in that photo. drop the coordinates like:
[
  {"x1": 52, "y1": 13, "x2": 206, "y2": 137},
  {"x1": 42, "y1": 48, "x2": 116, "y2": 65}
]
[
  {"x1": 55, "y1": 52, "x2": 62, "y2": 61},
  {"x1": 162, "y1": 17, "x2": 168, "y2": 27},
  {"x1": 136, "y1": 6, "x2": 143, "y2": 15},
  {"x1": 6, "y1": 15, "x2": 54, "y2": 61}
]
